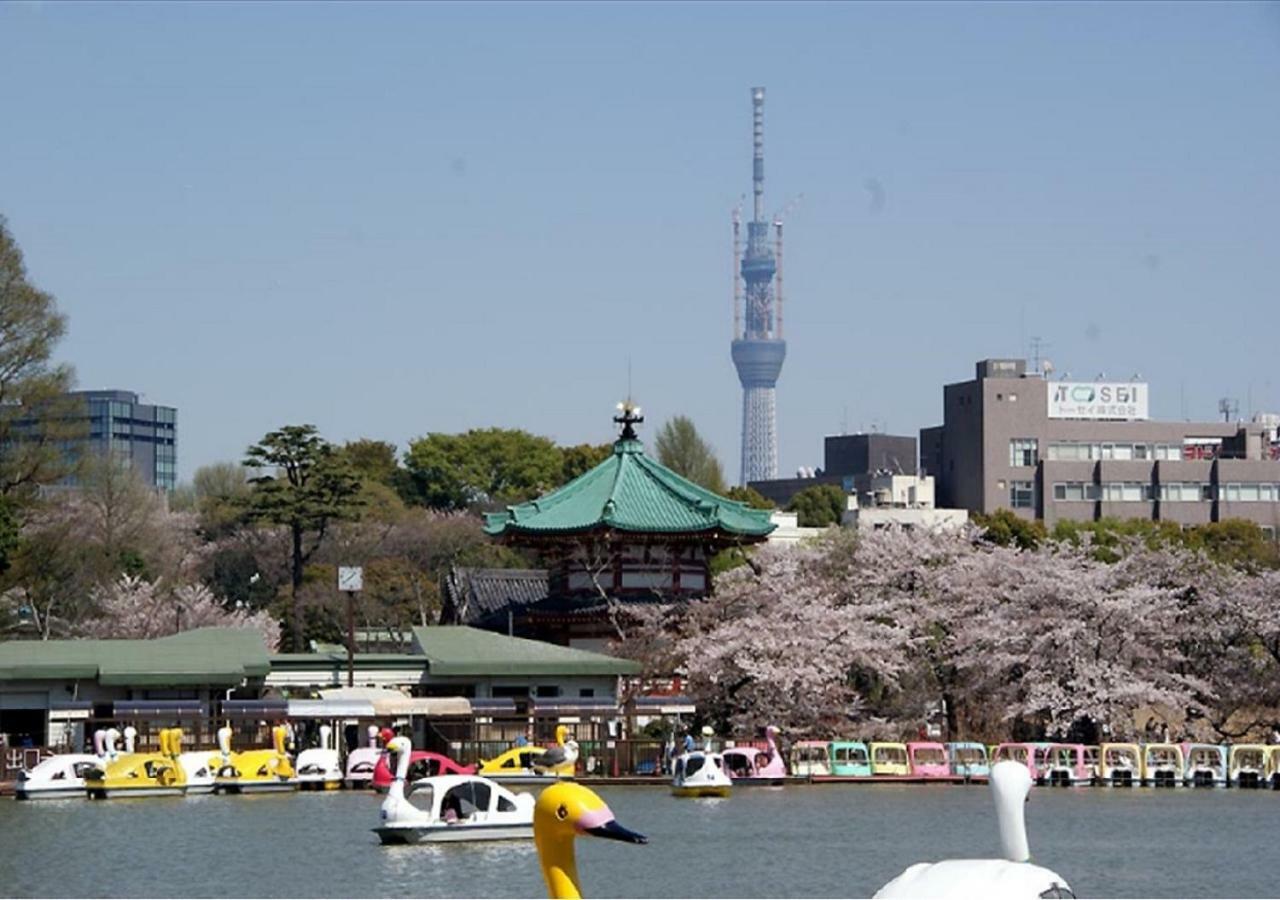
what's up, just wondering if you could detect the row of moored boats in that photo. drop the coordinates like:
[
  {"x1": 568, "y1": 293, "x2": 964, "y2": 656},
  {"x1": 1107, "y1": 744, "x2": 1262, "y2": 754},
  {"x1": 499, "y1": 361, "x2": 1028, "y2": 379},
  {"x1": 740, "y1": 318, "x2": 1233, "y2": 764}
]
[
  {"x1": 16, "y1": 724, "x2": 579, "y2": 801},
  {"x1": 786, "y1": 738, "x2": 1280, "y2": 788}
]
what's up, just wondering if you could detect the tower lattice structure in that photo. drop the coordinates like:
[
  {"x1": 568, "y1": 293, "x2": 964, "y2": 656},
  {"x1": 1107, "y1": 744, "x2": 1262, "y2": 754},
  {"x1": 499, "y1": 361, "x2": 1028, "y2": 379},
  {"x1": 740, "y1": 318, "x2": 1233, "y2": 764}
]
[{"x1": 731, "y1": 86, "x2": 787, "y2": 485}]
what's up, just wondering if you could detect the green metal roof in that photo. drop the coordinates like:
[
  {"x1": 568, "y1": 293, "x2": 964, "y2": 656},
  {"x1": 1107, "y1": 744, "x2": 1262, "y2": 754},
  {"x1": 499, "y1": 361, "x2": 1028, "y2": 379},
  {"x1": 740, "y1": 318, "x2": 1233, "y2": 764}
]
[
  {"x1": 484, "y1": 438, "x2": 775, "y2": 538},
  {"x1": 0, "y1": 628, "x2": 271, "y2": 686},
  {"x1": 410, "y1": 626, "x2": 640, "y2": 677}
]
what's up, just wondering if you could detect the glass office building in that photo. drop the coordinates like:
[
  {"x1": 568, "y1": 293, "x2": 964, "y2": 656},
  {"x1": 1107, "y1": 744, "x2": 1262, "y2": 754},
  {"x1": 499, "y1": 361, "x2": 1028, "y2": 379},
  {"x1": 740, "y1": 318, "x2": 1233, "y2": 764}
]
[{"x1": 73, "y1": 390, "x2": 178, "y2": 490}]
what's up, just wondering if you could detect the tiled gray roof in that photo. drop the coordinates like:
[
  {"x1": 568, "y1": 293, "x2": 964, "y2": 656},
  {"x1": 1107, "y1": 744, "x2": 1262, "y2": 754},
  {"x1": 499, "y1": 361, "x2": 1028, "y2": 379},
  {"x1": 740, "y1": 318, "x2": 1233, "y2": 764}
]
[{"x1": 440, "y1": 567, "x2": 550, "y2": 626}]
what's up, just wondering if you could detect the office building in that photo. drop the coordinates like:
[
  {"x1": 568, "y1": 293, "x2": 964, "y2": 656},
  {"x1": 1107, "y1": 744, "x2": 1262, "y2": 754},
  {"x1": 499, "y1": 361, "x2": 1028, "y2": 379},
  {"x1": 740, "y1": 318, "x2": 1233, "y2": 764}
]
[
  {"x1": 921, "y1": 360, "x2": 1280, "y2": 534},
  {"x1": 72, "y1": 390, "x2": 178, "y2": 490}
]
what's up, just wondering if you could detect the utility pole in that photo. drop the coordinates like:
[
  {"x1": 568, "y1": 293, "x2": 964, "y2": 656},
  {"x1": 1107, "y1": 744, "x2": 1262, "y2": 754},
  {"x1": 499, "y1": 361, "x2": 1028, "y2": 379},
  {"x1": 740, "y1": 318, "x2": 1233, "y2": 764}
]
[{"x1": 337, "y1": 566, "x2": 364, "y2": 688}]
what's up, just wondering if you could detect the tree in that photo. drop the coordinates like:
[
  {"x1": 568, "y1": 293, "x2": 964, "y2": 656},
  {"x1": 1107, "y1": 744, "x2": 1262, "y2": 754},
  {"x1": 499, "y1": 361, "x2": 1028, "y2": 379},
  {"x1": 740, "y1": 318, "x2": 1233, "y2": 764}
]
[
  {"x1": 339, "y1": 439, "x2": 401, "y2": 486},
  {"x1": 190, "y1": 461, "x2": 253, "y2": 539},
  {"x1": 560, "y1": 443, "x2": 612, "y2": 485},
  {"x1": 402, "y1": 428, "x2": 563, "y2": 511},
  {"x1": 787, "y1": 484, "x2": 846, "y2": 527},
  {"x1": 974, "y1": 509, "x2": 1047, "y2": 550},
  {"x1": 78, "y1": 575, "x2": 280, "y2": 650},
  {"x1": 727, "y1": 485, "x2": 775, "y2": 509},
  {"x1": 654, "y1": 416, "x2": 727, "y2": 495},
  {"x1": 243, "y1": 425, "x2": 364, "y2": 650},
  {"x1": 0, "y1": 217, "x2": 83, "y2": 503}
]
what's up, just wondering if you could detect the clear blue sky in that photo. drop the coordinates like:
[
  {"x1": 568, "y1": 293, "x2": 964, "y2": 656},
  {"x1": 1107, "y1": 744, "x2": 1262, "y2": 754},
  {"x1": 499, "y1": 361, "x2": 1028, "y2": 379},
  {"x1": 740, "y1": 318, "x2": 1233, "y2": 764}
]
[{"x1": 3, "y1": 1, "x2": 1278, "y2": 482}]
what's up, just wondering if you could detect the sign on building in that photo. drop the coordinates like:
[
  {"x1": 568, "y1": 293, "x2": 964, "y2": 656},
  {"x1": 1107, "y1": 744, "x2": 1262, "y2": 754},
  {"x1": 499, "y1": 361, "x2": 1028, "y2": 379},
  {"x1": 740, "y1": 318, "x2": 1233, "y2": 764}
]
[{"x1": 1048, "y1": 382, "x2": 1148, "y2": 420}]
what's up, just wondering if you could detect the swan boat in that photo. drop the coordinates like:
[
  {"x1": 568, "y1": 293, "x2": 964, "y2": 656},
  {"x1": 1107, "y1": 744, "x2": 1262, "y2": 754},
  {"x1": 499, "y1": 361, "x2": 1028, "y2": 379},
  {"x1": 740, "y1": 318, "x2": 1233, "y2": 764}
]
[
  {"x1": 296, "y1": 724, "x2": 343, "y2": 791},
  {"x1": 874, "y1": 760, "x2": 1074, "y2": 899},
  {"x1": 720, "y1": 725, "x2": 787, "y2": 785},
  {"x1": 671, "y1": 735, "x2": 733, "y2": 798},
  {"x1": 15, "y1": 753, "x2": 102, "y2": 800},
  {"x1": 213, "y1": 724, "x2": 298, "y2": 794},
  {"x1": 374, "y1": 737, "x2": 534, "y2": 844},
  {"x1": 344, "y1": 725, "x2": 384, "y2": 789},
  {"x1": 85, "y1": 728, "x2": 188, "y2": 799},
  {"x1": 372, "y1": 748, "x2": 474, "y2": 792},
  {"x1": 477, "y1": 726, "x2": 577, "y2": 785}
]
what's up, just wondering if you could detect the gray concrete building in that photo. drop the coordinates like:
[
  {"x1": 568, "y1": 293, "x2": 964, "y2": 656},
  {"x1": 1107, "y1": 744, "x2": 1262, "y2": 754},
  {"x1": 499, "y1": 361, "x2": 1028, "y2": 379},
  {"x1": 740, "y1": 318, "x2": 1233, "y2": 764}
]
[
  {"x1": 750, "y1": 432, "x2": 919, "y2": 507},
  {"x1": 921, "y1": 359, "x2": 1280, "y2": 534}
]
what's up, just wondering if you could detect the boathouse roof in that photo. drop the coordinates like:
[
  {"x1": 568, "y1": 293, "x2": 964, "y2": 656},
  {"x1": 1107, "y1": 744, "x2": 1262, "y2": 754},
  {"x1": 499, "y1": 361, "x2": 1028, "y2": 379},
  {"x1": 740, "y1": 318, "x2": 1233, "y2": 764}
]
[
  {"x1": 409, "y1": 626, "x2": 640, "y2": 677},
  {"x1": 0, "y1": 627, "x2": 271, "y2": 686},
  {"x1": 483, "y1": 436, "x2": 774, "y2": 540}
]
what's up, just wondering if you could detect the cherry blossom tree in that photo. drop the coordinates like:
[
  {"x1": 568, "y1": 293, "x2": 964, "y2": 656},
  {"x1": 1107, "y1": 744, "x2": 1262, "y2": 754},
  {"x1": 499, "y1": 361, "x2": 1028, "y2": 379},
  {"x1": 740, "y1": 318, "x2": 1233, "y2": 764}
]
[{"x1": 78, "y1": 574, "x2": 280, "y2": 650}]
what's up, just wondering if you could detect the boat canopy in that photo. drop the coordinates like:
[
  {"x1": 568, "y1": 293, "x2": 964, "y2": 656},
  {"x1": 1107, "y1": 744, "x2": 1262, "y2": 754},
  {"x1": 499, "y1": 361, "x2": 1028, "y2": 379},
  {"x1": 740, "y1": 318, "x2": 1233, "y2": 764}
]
[
  {"x1": 113, "y1": 700, "x2": 208, "y2": 719},
  {"x1": 286, "y1": 699, "x2": 377, "y2": 719}
]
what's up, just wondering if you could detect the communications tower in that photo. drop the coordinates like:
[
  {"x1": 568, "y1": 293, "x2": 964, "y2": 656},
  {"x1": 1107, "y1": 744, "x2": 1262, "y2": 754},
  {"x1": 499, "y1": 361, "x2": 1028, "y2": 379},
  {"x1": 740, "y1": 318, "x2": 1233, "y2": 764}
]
[{"x1": 731, "y1": 87, "x2": 787, "y2": 484}]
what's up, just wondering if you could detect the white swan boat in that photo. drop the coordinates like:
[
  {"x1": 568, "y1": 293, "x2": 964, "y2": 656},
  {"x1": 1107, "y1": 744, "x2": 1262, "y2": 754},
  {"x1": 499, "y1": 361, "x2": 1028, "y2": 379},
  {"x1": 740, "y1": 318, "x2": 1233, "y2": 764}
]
[
  {"x1": 15, "y1": 753, "x2": 102, "y2": 800},
  {"x1": 672, "y1": 727, "x2": 732, "y2": 798},
  {"x1": 178, "y1": 751, "x2": 217, "y2": 795},
  {"x1": 875, "y1": 760, "x2": 1074, "y2": 899},
  {"x1": 296, "y1": 724, "x2": 343, "y2": 790},
  {"x1": 374, "y1": 736, "x2": 534, "y2": 844}
]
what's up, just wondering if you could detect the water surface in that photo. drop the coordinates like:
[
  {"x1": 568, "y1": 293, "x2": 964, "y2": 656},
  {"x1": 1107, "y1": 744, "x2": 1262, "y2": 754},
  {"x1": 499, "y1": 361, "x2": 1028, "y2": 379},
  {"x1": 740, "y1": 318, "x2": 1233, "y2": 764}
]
[{"x1": 2, "y1": 784, "x2": 1275, "y2": 897}]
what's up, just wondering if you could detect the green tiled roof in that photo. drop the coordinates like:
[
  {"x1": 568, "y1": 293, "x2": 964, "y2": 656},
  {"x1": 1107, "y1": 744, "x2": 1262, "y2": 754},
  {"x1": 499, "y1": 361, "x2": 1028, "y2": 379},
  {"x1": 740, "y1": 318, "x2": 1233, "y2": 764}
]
[
  {"x1": 410, "y1": 626, "x2": 640, "y2": 677},
  {"x1": 484, "y1": 438, "x2": 775, "y2": 538},
  {"x1": 0, "y1": 628, "x2": 271, "y2": 686}
]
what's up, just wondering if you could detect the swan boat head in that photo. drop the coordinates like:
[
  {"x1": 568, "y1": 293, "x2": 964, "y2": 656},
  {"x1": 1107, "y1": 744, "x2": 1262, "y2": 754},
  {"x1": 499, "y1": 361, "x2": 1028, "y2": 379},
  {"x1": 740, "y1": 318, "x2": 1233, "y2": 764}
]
[{"x1": 534, "y1": 782, "x2": 646, "y2": 899}]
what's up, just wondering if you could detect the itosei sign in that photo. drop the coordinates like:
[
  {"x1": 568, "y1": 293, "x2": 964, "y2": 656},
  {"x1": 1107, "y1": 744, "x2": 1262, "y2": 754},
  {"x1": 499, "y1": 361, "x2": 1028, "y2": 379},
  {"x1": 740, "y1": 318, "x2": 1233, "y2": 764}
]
[{"x1": 1048, "y1": 382, "x2": 1148, "y2": 420}]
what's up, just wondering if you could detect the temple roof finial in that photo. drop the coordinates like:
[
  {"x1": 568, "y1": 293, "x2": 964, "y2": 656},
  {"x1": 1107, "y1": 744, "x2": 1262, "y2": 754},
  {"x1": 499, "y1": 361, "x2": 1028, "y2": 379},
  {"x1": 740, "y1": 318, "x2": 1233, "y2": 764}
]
[{"x1": 614, "y1": 400, "x2": 644, "y2": 442}]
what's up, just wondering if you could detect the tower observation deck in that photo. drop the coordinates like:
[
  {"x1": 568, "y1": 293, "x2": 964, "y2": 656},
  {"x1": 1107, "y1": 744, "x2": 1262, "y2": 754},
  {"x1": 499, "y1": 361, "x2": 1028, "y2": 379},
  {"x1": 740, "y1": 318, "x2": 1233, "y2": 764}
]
[{"x1": 731, "y1": 86, "x2": 787, "y2": 484}]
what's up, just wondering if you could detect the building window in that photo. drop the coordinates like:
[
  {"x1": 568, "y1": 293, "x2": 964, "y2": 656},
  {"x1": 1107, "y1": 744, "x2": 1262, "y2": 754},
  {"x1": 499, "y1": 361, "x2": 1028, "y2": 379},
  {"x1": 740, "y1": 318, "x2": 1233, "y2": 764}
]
[
  {"x1": 1102, "y1": 482, "x2": 1152, "y2": 502},
  {"x1": 1053, "y1": 481, "x2": 1099, "y2": 502},
  {"x1": 1221, "y1": 483, "x2": 1279, "y2": 503},
  {"x1": 1009, "y1": 439, "x2": 1038, "y2": 467},
  {"x1": 1159, "y1": 482, "x2": 1210, "y2": 502},
  {"x1": 579, "y1": 688, "x2": 595, "y2": 698},
  {"x1": 1010, "y1": 481, "x2": 1035, "y2": 509}
]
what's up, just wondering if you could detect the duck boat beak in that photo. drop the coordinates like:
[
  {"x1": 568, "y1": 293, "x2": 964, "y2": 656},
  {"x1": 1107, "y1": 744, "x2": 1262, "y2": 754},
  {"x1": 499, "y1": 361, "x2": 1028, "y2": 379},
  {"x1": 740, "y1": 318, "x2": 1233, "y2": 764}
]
[{"x1": 586, "y1": 819, "x2": 648, "y2": 844}]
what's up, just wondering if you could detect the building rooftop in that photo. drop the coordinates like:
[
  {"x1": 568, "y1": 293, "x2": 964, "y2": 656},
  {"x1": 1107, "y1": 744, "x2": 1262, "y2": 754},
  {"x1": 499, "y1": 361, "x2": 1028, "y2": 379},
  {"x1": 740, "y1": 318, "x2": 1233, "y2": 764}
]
[
  {"x1": 484, "y1": 437, "x2": 774, "y2": 539},
  {"x1": 409, "y1": 626, "x2": 640, "y2": 677},
  {"x1": 0, "y1": 628, "x2": 271, "y2": 686}
]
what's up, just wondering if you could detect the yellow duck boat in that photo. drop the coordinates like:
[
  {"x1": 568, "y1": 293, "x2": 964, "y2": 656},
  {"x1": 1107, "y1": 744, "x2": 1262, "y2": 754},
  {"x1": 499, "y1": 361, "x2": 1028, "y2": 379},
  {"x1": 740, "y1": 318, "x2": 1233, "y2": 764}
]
[
  {"x1": 85, "y1": 727, "x2": 187, "y2": 799},
  {"x1": 213, "y1": 724, "x2": 298, "y2": 794},
  {"x1": 478, "y1": 726, "x2": 577, "y2": 785}
]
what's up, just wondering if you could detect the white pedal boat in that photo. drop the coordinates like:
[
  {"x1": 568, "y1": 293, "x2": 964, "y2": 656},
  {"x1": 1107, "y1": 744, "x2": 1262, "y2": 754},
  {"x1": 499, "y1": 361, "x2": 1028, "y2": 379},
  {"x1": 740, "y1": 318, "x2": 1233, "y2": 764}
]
[{"x1": 374, "y1": 737, "x2": 534, "y2": 844}]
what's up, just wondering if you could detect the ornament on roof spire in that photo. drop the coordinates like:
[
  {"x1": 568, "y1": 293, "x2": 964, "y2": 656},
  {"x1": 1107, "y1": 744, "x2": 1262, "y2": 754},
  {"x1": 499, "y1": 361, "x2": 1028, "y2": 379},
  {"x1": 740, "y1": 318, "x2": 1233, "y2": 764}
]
[{"x1": 614, "y1": 400, "x2": 644, "y2": 441}]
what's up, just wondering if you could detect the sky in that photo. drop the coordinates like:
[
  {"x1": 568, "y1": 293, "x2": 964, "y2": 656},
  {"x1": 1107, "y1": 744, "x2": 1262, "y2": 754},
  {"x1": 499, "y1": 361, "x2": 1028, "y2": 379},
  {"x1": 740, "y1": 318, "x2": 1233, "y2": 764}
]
[{"x1": 2, "y1": 1, "x2": 1279, "y2": 482}]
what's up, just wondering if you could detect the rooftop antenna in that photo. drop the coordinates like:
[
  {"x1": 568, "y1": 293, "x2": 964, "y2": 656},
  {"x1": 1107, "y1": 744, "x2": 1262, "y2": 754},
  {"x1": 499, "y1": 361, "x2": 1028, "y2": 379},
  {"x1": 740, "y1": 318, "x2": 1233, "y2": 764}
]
[
  {"x1": 1028, "y1": 336, "x2": 1049, "y2": 376},
  {"x1": 1218, "y1": 397, "x2": 1239, "y2": 424}
]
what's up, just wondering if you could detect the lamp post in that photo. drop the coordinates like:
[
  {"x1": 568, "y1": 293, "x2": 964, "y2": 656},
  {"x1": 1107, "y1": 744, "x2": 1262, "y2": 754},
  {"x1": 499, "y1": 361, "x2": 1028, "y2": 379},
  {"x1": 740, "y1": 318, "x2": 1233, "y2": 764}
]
[{"x1": 337, "y1": 567, "x2": 363, "y2": 687}]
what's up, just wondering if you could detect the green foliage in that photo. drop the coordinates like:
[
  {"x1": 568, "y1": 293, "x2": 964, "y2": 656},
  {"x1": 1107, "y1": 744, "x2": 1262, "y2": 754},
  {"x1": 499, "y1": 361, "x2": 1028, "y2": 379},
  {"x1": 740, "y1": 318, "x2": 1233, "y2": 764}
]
[
  {"x1": 0, "y1": 217, "x2": 82, "y2": 502},
  {"x1": 0, "y1": 495, "x2": 19, "y2": 574},
  {"x1": 1050, "y1": 516, "x2": 1279, "y2": 570},
  {"x1": 974, "y1": 509, "x2": 1047, "y2": 550},
  {"x1": 710, "y1": 546, "x2": 753, "y2": 577},
  {"x1": 787, "y1": 484, "x2": 846, "y2": 528},
  {"x1": 339, "y1": 439, "x2": 401, "y2": 487},
  {"x1": 560, "y1": 443, "x2": 612, "y2": 485},
  {"x1": 402, "y1": 428, "x2": 564, "y2": 510},
  {"x1": 190, "y1": 461, "x2": 252, "y2": 539},
  {"x1": 654, "y1": 415, "x2": 727, "y2": 495},
  {"x1": 726, "y1": 485, "x2": 775, "y2": 509},
  {"x1": 243, "y1": 425, "x2": 365, "y2": 650}
]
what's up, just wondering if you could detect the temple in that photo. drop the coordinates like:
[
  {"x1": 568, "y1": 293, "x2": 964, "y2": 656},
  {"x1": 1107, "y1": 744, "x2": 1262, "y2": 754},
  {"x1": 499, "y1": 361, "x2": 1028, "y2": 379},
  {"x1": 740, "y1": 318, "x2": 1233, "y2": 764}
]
[{"x1": 446, "y1": 403, "x2": 775, "y2": 650}]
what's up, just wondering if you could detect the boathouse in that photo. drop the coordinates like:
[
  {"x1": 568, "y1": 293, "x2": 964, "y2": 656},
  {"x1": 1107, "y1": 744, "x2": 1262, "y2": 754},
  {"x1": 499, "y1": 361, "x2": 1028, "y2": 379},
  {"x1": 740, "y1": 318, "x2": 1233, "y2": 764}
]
[
  {"x1": 0, "y1": 628, "x2": 270, "y2": 750},
  {"x1": 446, "y1": 404, "x2": 775, "y2": 649}
]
